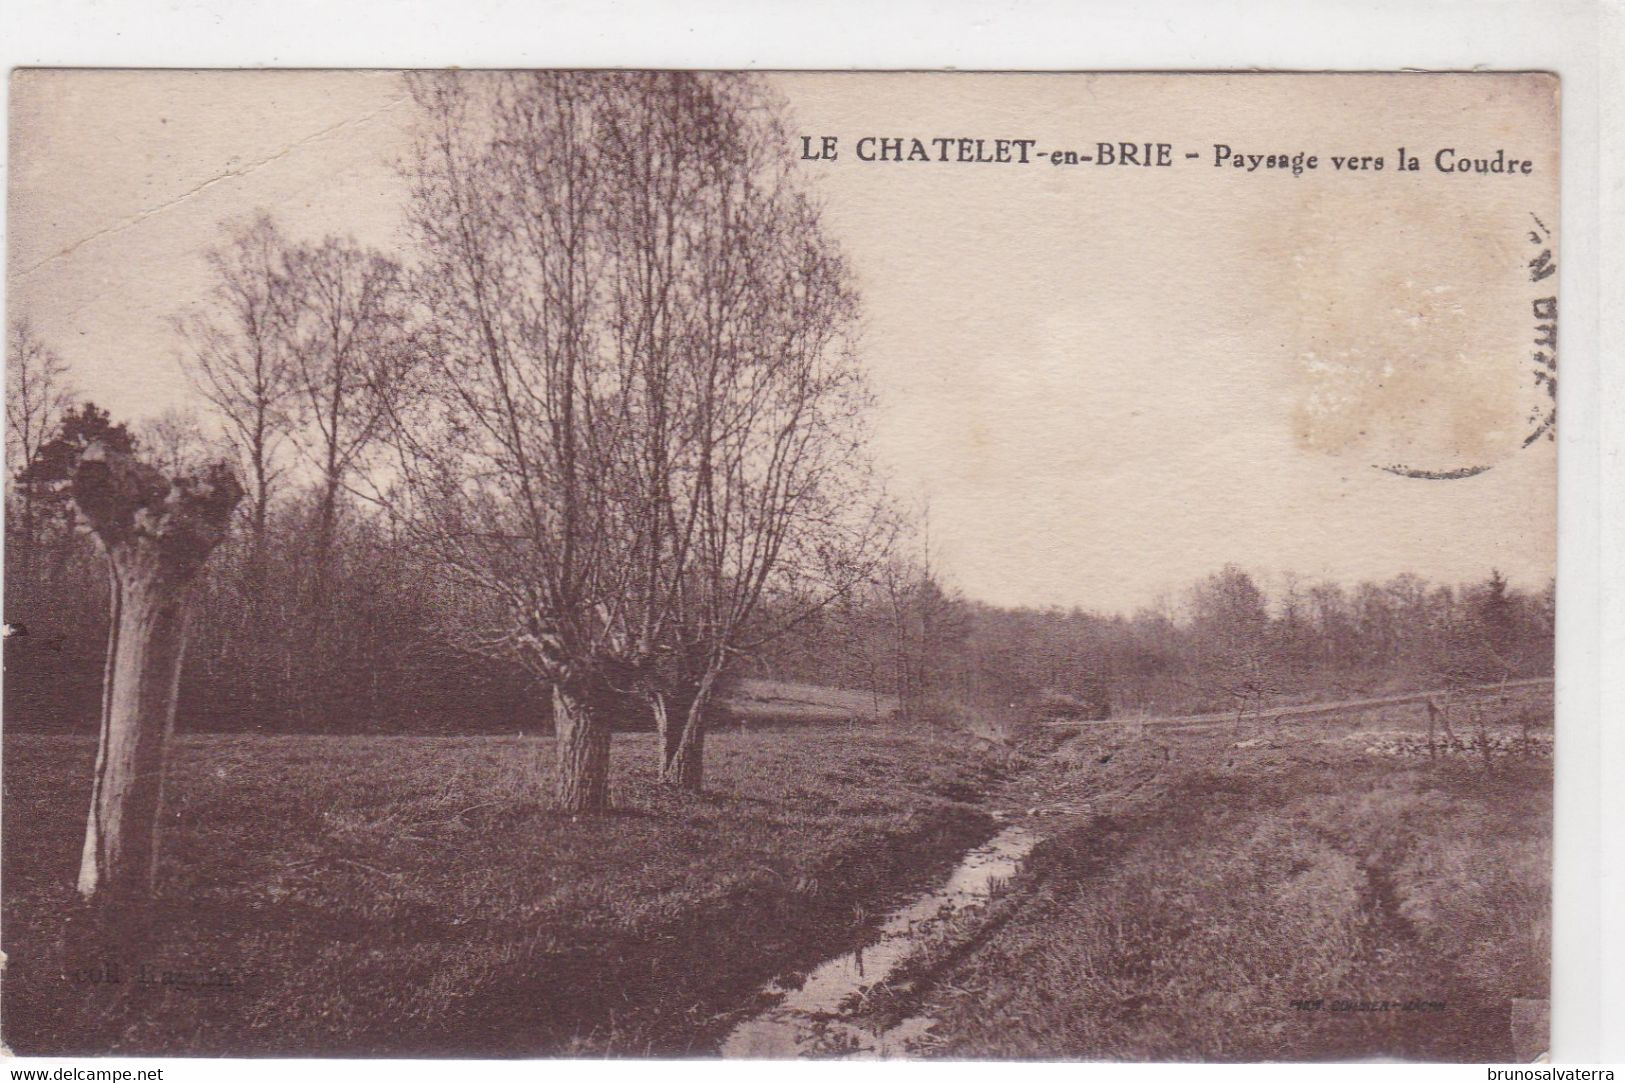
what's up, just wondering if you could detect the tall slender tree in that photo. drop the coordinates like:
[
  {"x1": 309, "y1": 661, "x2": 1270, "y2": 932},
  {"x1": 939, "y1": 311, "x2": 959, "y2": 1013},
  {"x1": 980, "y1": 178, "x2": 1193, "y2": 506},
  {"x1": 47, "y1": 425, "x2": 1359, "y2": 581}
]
[
  {"x1": 283, "y1": 237, "x2": 414, "y2": 563},
  {"x1": 176, "y1": 215, "x2": 301, "y2": 553},
  {"x1": 6, "y1": 317, "x2": 77, "y2": 554}
]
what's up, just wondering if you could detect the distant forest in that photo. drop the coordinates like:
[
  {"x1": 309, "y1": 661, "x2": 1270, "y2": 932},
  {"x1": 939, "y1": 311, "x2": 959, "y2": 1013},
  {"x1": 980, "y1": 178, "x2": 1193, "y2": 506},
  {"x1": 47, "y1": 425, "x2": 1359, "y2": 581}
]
[
  {"x1": 754, "y1": 560, "x2": 1553, "y2": 722},
  {"x1": 4, "y1": 397, "x2": 1553, "y2": 733}
]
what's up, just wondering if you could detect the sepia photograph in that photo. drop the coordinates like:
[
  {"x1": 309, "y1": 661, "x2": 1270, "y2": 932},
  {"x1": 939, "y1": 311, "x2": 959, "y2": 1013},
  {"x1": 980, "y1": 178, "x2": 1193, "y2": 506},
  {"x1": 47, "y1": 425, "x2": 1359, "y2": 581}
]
[{"x1": 3, "y1": 68, "x2": 1560, "y2": 1061}]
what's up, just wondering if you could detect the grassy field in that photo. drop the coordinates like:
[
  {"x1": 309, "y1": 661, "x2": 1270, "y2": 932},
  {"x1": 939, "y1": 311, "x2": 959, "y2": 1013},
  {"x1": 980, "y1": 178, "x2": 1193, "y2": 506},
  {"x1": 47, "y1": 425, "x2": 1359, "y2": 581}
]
[
  {"x1": 2, "y1": 724, "x2": 1000, "y2": 1056},
  {"x1": 728, "y1": 679, "x2": 896, "y2": 724},
  {"x1": 855, "y1": 687, "x2": 1553, "y2": 1061},
  {"x1": 1, "y1": 683, "x2": 1552, "y2": 1061}
]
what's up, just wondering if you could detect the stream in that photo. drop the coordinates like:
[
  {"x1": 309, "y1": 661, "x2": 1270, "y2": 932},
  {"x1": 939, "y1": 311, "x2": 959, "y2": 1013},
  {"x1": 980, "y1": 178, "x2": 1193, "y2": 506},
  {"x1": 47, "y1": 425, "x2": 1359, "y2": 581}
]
[{"x1": 718, "y1": 819, "x2": 1043, "y2": 1058}]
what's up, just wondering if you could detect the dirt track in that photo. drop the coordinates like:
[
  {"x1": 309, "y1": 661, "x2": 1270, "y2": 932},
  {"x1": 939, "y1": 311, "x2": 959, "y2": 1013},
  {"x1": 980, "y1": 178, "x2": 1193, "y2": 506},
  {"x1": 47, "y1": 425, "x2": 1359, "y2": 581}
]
[{"x1": 1044, "y1": 676, "x2": 1554, "y2": 730}]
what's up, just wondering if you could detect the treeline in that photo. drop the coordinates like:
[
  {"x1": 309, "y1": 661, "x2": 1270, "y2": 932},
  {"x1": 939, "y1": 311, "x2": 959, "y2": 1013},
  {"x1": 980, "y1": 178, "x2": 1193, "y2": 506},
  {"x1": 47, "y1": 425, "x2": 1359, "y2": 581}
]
[
  {"x1": 749, "y1": 562, "x2": 1555, "y2": 719},
  {"x1": 3, "y1": 405, "x2": 1553, "y2": 734}
]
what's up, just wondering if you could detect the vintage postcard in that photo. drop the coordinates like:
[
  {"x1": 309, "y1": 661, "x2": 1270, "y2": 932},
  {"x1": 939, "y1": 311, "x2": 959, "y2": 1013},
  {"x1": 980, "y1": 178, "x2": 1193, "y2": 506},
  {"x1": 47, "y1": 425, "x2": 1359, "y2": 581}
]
[{"x1": 3, "y1": 70, "x2": 1557, "y2": 1061}]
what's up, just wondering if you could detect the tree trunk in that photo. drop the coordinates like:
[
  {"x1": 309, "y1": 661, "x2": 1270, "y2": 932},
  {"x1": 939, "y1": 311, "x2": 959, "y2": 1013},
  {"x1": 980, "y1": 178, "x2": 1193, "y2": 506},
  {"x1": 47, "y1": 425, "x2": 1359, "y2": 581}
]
[
  {"x1": 651, "y1": 686, "x2": 691, "y2": 777},
  {"x1": 651, "y1": 692, "x2": 675, "y2": 771},
  {"x1": 553, "y1": 684, "x2": 611, "y2": 812},
  {"x1": 70, "y1": 446, "x2": 241, "y2": 918},
  {"x1": 658, "y1": 669, "x2": 717, "y2": 792},
  {"x1": 665, "y1": 698, "x2": 706, "y2": 791},
  {"x1": 77, "y1": 566, "x2": 192, "y2": 905}
]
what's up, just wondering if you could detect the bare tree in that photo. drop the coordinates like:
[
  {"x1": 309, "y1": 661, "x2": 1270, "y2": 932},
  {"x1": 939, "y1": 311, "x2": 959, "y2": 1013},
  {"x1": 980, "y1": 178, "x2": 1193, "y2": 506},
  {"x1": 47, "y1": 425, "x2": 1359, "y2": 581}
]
[
  {"x1": 869, "y1": 544, "x2": 970, "y2": 723},
  {"x1": 137, "y1": 408, "x2": 215, "y2": 477},
  {"x1": 176, "y1": 215, "x2": 301, "y2": 551},
  {"x1": 584, "y1": 74, "x2": 886, "y2": 789},
  {"x1": 391, "y1": 72, "x2": 650, "y2": 811},
  {"x1": 390, "y1": 72, "x2": 885, "y2": 806},
  {"x1": 282, "y1": 237, "x2": 414, "y2": 561},
  {"x1": 1188, "y1": 565, "x2": 1277, "y2": 724},
  {"x1": 6, "y1": 317, "x2": 77, "y2": 548},
  {"x1": 6, "y1": 316, "x2": 76, "y2": 471}
]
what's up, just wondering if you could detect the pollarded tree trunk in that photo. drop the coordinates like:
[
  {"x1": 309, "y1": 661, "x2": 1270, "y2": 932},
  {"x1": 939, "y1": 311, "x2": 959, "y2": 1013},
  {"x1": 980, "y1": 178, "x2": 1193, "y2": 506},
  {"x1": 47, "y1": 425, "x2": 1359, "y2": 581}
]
[
  {"x1": 657, "y1": 667, "x2": 720, "y2": 792},
  {"x1": 76, "y1": 565, "x2": 190, "y2": 905},
  {"x1": 650, "y1": 686, "x2": 693, "y2": 781},
  {"x1": 664, "y1": 701, "x2": 706, "y2": 791},
  {"x1": 553, "y1": 684, "x2": 612, "y2": 812},
  {"x1": 71, "y1": 445, "x2": 241, "y2": 914}
]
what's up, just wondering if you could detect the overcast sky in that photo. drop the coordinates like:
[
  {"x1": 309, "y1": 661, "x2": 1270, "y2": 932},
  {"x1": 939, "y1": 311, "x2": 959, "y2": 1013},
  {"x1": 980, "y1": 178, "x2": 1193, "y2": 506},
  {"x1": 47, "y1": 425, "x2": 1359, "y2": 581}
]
[{"x1": 6, "y1": 70, "x2": 1557, "y2": 612}]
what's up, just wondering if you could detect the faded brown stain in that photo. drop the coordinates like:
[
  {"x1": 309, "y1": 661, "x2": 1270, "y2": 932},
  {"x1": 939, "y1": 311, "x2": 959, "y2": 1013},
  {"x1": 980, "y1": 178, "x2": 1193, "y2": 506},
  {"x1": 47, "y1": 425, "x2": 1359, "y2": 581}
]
[{"x1": 1273, "y1": 190, "x2": 1542, "y2": 477}]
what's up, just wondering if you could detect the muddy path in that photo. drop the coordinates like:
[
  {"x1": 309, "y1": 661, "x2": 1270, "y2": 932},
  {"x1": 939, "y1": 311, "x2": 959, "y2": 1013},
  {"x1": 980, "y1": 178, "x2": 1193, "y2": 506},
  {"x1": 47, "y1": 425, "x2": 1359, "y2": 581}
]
[
  {"x1": 718, "y1": 818, "x2": 1045, "y2": 1057},
  {"x1": 715, "y1": 733, "x2": 1175, "y2": 1058}
]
